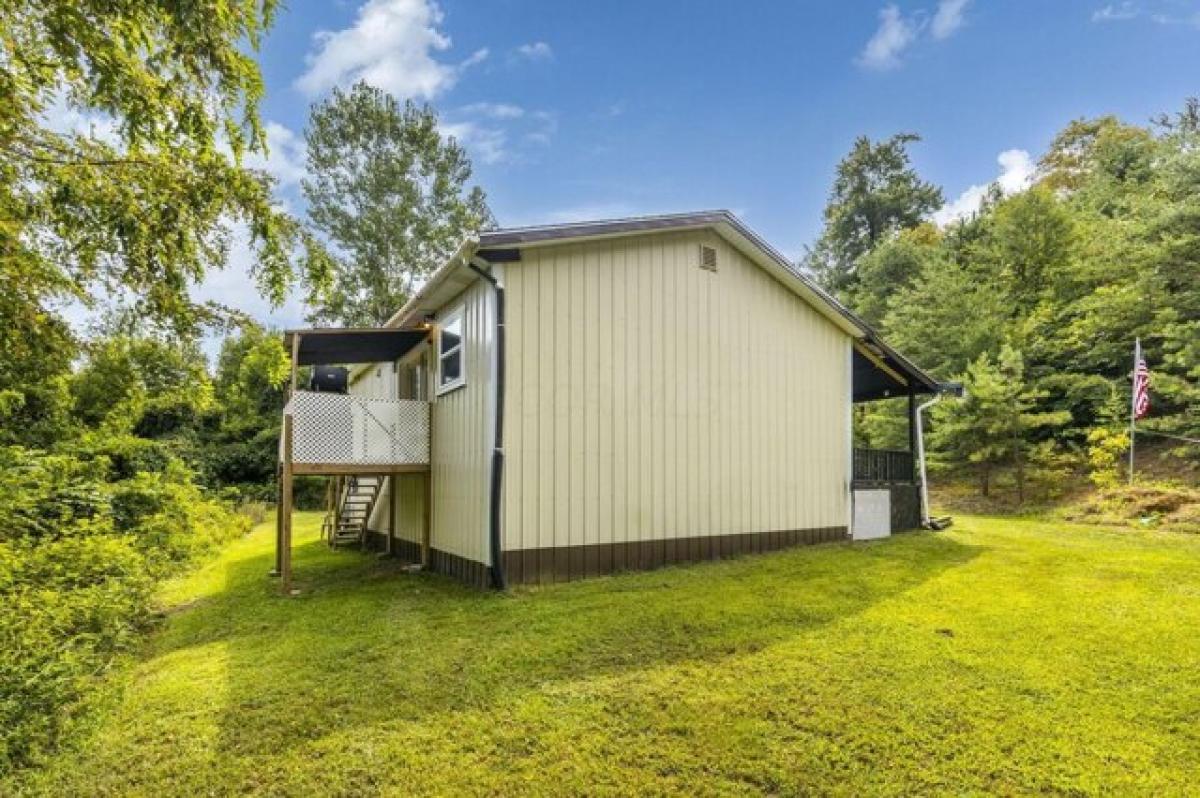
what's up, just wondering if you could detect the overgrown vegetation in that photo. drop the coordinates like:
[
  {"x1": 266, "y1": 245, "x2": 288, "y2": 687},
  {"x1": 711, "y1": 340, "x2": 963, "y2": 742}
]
[
  {"x1": 815, "y1": 107, "x2": 1200, "y2": 500},
  {"x1": 0, "y1": 445, "x2": 250, "y2": 772},
  {"x1": 7, "y1": 512, "x2": 1200, "y2": 795},
  {"x1": 0, "y1": 2, "x2": 313, "y2": 776}
]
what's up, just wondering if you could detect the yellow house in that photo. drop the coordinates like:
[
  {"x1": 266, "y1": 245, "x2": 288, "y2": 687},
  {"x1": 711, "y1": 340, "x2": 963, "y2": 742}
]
[{"x1": 275, "y1": 211, "x2": 942, "y2": 590}]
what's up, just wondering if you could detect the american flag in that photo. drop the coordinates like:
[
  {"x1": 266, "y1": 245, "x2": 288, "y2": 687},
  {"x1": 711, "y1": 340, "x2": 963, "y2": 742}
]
[{"x1": 1133, "y1": 347, "x2": 1150, "y2": 420}]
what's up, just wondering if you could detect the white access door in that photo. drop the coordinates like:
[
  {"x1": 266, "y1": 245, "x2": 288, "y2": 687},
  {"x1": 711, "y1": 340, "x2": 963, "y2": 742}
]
[{"x1": 852, "y1": 489, "x2": 891, "y2": 540}]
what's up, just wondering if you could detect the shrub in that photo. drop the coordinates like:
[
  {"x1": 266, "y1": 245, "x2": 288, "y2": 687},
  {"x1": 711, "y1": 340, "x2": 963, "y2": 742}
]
[
  {"x1": 1086, "y1": 427, "x2": 1130, "y2": 488},
  {"x1": 0, "y1": 445, "x2": 250, "y2": 774},
  {"x1": 1067, "y1": 483, "x2": 1200, "y2": 533}
]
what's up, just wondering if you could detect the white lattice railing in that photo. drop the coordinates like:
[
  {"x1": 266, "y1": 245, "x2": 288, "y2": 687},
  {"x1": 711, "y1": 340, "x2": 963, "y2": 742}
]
[{"x1": 282, "y1": 391, "x2": 429, "y2": 466}]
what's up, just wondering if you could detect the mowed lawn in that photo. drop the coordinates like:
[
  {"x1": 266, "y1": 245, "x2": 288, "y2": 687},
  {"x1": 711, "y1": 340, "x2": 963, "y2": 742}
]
[{"x1": 10, "y1": 512, "x2": 1200, "y2": 796}]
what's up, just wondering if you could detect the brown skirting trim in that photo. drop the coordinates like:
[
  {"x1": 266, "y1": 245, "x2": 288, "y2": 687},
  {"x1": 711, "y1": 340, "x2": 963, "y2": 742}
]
[
  {"x1": 501, "y1": 526, "x2": 849, "y2": 586},
  {"x1": 364, "y1": 526, "x2": 848, "y2": 589},
  {"x1": 362, "y1": 528, "x2": 387, "y2": 551},
  {"x1": 364, "y1": 529, "x2": 491, "y2": 589},
  {"x1": 392, "y1": 536, "x2": 422, "y2": 563}
]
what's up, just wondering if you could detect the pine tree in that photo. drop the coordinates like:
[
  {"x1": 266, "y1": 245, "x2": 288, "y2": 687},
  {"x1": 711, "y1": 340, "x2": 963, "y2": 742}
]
[{"x1": 933, "y1": 346, "x2": 1070, "y2": 502}]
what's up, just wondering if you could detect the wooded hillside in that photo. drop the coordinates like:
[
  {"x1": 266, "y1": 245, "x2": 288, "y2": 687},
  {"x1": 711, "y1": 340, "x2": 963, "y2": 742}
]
[{"x1": 807, "y1": 108, "x2": 1200, "y2": 501}]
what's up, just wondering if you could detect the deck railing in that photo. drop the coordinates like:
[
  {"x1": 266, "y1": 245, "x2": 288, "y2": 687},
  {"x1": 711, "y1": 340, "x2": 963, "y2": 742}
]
[
  {"x1": 853, "y1": 448, "x2": 915, "y2": 484},
  {"x1": 282, "y1": 391, "x2": 429, "y2": 466}
]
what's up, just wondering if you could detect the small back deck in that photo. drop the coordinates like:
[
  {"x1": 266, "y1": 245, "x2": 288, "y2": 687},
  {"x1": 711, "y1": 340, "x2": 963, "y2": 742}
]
[
  {"x1": 275, "y1": 327, "x2": 433, "y2": 593},
  {"x1": 283, "y1": 390, "x2": 430, "y2": 476}
]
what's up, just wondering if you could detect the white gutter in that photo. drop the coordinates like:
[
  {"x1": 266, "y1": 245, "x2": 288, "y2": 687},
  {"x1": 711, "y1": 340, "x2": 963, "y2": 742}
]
[
  {"x1": 383, "y1": 236, "x2": 481, "y2": 329},
  {"x1": 345, "y1": 236, "x2": 481, "y2": 383},
  {"x1": 915, "y1": 393, "x2": 944, "y2": 528}
]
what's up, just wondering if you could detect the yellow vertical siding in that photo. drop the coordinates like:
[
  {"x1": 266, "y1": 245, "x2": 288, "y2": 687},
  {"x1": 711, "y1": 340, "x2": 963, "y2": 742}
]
[
  {"x1": 501, "y1": 230, "x2": 850, "y2": 553},
  {"x1": 429, "y1": 279, "x2": 493, "y2": 564},
  {"x1": 390, "y1": 472, "x2": 426, "y2": 544}
]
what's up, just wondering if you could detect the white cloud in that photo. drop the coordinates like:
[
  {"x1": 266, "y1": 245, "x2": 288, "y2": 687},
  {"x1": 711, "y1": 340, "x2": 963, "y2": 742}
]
[
  {"x1": 528, "y1": 110, "x2": 557, "y2": 144},
  {"x1": 192, "y1": 223, "x2": 310, "y2": 358},
  {"x1": 1150, "y1": 8, "x2": 1200, "y2": 26},
  {"x1": 295, "y1": 0, "x2": 485, "y2": 99},
  {"x1": 1092, "y1": 1, "x2": 1200, "y2": 25},
  {"x1": 514, "y1": 41, "x2": 554, "y2": 61},
  {"x1": 858, "y1": 5, "x2": 920, "y2": 70},
  {"x1": 40, "y1": 94, "x2": 120, "y2": 144},
  {"x1": 1093, "y1": 2, "x2": 1140, "y2": 21},
  {"x1": 440, "y1": 120, "x2": 507, "y2": 164},
  {"x1": 858, "y1": 1, "x2": 973, "y2": 70},
  {"x1": 244, "y1": 122, "x2": 307, "y2": 188},
  {"x1": 459, "y1": 102, "x2": 525, "y2": 120},
  {"x1": 933, "y1": 148, "x2": 1036, "y2": 226},
  {"x1": 441, "y1": 107, "x2": 555, "y2": 164},
  {"x1": 931, "y1": 0, "x2": 971, "y2": 38}
]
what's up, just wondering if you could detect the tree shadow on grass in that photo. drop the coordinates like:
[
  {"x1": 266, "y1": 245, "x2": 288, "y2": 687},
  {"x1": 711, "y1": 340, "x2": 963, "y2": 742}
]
[{"x1": 159, "y1": 525, "x2": 982, "y2": 760}]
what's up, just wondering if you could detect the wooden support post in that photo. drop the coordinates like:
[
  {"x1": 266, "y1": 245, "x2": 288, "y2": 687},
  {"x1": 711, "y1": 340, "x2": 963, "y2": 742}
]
[
  {"x1": 280, "y1": 414, "x2": 295, "y2": 595},
  {"x1": 332, "y1": 475, "x2": 342, "y2": 545},
  {"x1": 388, "y1": 473, "x2": 398, "y2": 557},
  {"x1": 423, "y1": 379, "x2": 433, "y2": 569},
  {"x1": 277, "y1": 331, "x2": 299, "y2": 579},
  {"x1": 290, "y1": 333, "x2": 301, "y2": 394}
]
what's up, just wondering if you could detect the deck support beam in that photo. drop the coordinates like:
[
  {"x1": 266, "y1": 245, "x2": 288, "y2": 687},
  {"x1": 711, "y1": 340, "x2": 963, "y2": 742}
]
[{"x1": 280, "y1": 414, "x2": 294, "y2": 595}]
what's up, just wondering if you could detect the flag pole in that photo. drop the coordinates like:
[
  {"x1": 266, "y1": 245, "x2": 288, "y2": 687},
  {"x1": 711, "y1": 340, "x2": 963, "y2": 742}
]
[{"x1": 1129, "y1": 337, "x2": 1139, "y2": 486}]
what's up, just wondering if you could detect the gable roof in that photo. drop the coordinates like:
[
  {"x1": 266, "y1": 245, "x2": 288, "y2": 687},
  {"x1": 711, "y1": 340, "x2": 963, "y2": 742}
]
[{"x1": 385, "y1": 210, "x2": 940, "y2": 396}]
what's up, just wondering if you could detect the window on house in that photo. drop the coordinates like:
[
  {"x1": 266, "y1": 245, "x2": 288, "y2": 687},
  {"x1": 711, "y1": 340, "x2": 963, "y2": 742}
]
[{"x1": 437, "y1": 306, "x2": 465, "y2": 394}]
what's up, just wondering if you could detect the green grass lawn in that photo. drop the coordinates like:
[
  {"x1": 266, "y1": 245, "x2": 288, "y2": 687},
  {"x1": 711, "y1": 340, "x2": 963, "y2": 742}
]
[{"x1": 9, "y1": 513, "x2": 1200, "y2": 796}]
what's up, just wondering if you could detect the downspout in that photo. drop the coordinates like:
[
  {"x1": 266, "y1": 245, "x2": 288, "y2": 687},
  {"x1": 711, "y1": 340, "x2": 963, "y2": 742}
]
[
  {"x1": 915, "y1": 393, "x2": 943, "y2": 529},
  {"x1": 466, "y1": 256, "x2": 507, "y2": 590}
]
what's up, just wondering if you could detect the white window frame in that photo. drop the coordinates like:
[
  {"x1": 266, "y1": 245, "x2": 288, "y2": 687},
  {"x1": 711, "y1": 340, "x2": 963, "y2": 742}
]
[{"x1": 436, "y1": 305, "x2": 466, "y2": 396}]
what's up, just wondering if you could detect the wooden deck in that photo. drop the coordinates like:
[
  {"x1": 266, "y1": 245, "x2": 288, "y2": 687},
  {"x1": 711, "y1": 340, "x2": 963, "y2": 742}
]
[{"x1": 276, "y1": 391, "x2": 432, "y2": 593}]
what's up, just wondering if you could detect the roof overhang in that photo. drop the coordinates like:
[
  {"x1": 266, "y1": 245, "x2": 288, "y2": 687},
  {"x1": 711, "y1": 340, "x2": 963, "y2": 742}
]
[
  {"x1": 283, "y1": 327, "x2": 429, "y2": 366},
  {"x1": 367, "y1": 211, "x2": 940, "y2": 394},
  {"x1": 381, "y1": 236, "x2": 482, "y2": 329}
]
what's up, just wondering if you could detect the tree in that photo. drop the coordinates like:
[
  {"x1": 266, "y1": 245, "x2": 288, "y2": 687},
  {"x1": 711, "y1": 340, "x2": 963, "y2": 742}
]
[
  {"x1": 200, "y1": 324, "x2": 290, "y2": 497},
  {"x1": 1039, "y1": 116, "x2": 1157, "y2": 196},
  {"x1": 881, "y1": 246, "x2": 1005, "y2": 379},
  {"x1": 303, "y1": 82, "x2": 495, "y2": 326},
  {"x1": 804, "y1": 133, "x2": 943, "y2": 296},
  {"x1": 852, "y1": 224, "x2": 940, "y2": 326},
  {"x1": 1, "y1": 0, "x2": 330, "y2": 448},
  {"x1": 1, "y1": 1, "x2": 328, "y2": 336},
  {"x1": 0, "y1": 260, "x2": 76, "y2": 447},
  {"x1": 70, "y1": 336, "x2": 213, "y2": 439},
  {"x1": 985, "y1": 187, "x2": 1076, "y2": 315},
  {"x1": 933, "y1": 346, "x2": 1070, "y2": 501},
  {"x1": 213, "y1": 324, "x2": 289, "y2": 422}
]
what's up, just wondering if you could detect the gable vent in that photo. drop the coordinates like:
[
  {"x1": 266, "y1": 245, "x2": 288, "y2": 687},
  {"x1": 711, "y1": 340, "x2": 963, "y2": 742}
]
[{"x1": 699, "y1": 244, "x2": 718, "y2": 272}]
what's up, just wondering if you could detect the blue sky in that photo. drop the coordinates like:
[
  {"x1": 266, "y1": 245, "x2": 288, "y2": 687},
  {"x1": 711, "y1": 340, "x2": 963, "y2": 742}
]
[{"x1": 202, "y1": 0, "x2": 1200, "y2": 332}]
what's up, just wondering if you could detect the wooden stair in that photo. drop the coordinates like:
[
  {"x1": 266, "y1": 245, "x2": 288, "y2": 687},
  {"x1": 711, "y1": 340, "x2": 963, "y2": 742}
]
[{"x1": 324, "y1": 476, "x2": 384, "y2": 549}]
